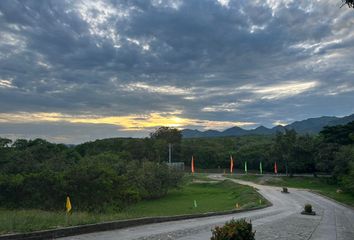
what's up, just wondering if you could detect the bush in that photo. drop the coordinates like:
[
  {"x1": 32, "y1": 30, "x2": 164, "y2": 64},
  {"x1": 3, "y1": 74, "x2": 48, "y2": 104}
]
[
  {"x1": 304, "y1": 204, "x2": 312, "y2": 213},
  {"x1": 210, "y1": 219, "x2": 255, "y2": 240}
]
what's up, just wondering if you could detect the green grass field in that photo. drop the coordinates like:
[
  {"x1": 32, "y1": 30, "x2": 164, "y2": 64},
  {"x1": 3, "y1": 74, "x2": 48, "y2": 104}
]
[
  {"x1": 0, "y1": 174, "x2": 267, "y2": 234},
  {"x1": 226, "y1": 174, "x2": 354, "y2": 207}
]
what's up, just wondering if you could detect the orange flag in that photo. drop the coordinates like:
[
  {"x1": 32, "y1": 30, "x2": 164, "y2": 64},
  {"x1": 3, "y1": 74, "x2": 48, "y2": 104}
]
[
  {"x1": 274, "y1": 161, "x2": 278, "y2": 174},
  {"x1": 230, "y1": 155, "x2": 234, "y2": 173},
  {"x1": 191, "y1": 156, "x2": 195, "y2": 173}
]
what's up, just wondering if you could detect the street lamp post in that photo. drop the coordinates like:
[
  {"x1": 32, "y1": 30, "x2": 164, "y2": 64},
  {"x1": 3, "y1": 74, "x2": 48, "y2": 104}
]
[{"x1": 168, "y1": 143, "x2": 172, "y2": 163}]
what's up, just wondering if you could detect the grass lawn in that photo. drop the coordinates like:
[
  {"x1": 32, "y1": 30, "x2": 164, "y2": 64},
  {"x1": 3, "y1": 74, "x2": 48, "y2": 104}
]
[
  {"x1": 225, "y1": 174, "x2": 354, "y2": 207},
  {"x1": 0, "y1": 174, "x2": 267, "y2": 234}
]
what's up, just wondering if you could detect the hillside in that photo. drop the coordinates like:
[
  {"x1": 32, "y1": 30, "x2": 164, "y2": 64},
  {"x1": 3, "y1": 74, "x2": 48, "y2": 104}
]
[{"x1": 182, "y1": 113, "x2": 354, "y2": 138}]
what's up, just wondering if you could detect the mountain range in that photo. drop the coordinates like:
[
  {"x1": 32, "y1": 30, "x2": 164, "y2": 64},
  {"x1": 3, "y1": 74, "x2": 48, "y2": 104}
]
[{"x1": 182, "y1": 113, "x2": 354, "y2": 138}]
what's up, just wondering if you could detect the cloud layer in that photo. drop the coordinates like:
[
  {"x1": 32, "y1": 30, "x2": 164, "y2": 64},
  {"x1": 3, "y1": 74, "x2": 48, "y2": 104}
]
[{"x1": 0, "y1": 0, "x2": 353, "y2": 143}]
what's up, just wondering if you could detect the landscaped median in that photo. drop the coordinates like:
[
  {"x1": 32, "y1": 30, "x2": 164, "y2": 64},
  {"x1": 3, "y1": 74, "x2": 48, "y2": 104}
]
[
  {"x1": 225, "y1": 174, "x2": 354, "y2": 207},
  {"x1": 0, "y1": 174, "x2": 269, "y2": 239}
]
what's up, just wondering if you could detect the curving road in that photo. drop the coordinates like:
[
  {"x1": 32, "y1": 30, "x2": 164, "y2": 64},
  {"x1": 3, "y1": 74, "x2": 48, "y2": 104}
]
[{"x1": 59, "y1": 175, "x2": 354, "y2": 240}]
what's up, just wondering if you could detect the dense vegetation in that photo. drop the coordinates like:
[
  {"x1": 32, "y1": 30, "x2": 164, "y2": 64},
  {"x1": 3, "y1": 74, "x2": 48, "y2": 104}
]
[
  {"x1": 0, "y1": 121, "x2": 353, "y2": 211},
  {"x1": 0, "y1": 128, "x2": 183, "y2": 212},
  {"x1": 184, "y1": 121, "x2": 354, "y2": 194},
  {"x1": 0, "y1": 177, "x2": 267, "y2": 234}
]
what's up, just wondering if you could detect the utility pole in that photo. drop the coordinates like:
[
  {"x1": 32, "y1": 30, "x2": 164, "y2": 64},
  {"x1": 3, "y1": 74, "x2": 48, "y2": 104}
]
[{"x1": 168, "y1": 143, "x2": 172, "y2": 163}]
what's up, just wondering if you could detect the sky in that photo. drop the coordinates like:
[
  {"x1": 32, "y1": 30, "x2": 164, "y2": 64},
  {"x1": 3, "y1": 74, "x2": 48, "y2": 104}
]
[{"x1": 0, "y1": 0, "x2": 353, "y2": 144}]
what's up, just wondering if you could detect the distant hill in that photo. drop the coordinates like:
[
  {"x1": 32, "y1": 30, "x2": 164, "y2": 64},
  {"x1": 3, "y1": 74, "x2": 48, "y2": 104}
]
[{"x1": 182, "y1": 113, "x2": 354, "y2": 138}]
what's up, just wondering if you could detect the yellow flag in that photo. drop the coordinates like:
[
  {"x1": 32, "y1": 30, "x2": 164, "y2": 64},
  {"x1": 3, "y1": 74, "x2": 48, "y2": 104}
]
[{"x1": 66, "y1": 196, "x2": 72, "y2": 213}]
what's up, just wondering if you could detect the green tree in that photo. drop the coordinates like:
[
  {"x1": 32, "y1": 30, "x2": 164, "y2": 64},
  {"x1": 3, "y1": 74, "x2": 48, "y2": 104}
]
[
  {"x1": 150, "y1": 127, "x2": 182, "y2": 162},
  {"x1": 320, "y1": 121, "x2": 354, "y2": 145},
  {"x1": 315, "y1": 142, "x2": 338, "y2": 173},
  {"x1": 333, "y1": 145, "x2": 354, "y2": 179},
  {"x1": 12, "y1": 139, "x2": 29, "y2": 150},
  {"x1": 289, "y1": 135, "x2": 316, "y2": 174},
  {"x1": 274, "y1": 129, "x2": 297, "y2": 175},
  {"x1": 150, "y1": 127, "x2": 182, "y2": 144},
  {"x1": 0, "y1": 138, "x2": 12, "y2": 148}
]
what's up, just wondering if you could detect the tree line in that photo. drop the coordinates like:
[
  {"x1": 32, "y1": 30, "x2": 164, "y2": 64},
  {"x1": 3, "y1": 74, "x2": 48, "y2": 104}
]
[
  {"x1": 0, "y1": 122, "x2": 353, "y2": 211},
  {"x1": 182, "y1": 121, "x2": 354, "y2": 193},
  {"x1": 0, "y1": 131, "x2": 182, "y2": 212}
]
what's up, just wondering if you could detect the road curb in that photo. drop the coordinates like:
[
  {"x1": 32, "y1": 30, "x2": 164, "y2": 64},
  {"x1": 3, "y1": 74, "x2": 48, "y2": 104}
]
[{"x1": 0, "y1": 204, "x2": 271, "y2": 240}]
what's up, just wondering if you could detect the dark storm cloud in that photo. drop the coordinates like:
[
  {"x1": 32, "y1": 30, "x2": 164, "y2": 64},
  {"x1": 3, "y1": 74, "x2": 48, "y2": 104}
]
[{"x1": 0, "y1": 0, "x2": 353, "y2": 143}]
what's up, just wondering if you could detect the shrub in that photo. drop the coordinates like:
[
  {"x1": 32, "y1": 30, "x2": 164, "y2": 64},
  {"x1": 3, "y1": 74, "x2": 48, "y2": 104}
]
[
  {"x1": 210, "y1": 219, "x2": 255, "y2": 240},
  {"x1": 304, "y1": 204, "x2": 312, "y2": 213}
]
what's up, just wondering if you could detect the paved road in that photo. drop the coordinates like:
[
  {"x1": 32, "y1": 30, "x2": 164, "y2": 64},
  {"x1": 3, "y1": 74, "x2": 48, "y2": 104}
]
[{"x1": 59, "y1": 175, "x2": 354, "y2": 240}]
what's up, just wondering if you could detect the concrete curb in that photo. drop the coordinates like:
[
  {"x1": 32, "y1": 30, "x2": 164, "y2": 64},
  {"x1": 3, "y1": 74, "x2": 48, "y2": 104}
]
[{"x1": 0, "y1": 204, "x2": 271, "y2": 240}]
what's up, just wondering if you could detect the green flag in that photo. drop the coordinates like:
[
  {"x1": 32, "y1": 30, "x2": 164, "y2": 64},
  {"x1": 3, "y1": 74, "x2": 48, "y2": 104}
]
[
  {"x1": 244, "y1": 161, "x2": 247, "y2": 174},
  {"x1": 260, "y1": 161, "x2": 263, "y2": 174}
]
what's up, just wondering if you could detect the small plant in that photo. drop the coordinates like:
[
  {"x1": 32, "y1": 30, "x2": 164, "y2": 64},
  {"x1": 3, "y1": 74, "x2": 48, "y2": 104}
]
[
  {"x1": 304, "y1": 204, "x2": 312, "y2": 213},
  {"x1": 301, "y1": 203, "x2": 316, "y2": 215},
  {"x1": 281, "y1": 187, "x2": 289, "y2": 193},
  {"x1": 210, "y1": 218, "x2": 255, "y2": 240}
]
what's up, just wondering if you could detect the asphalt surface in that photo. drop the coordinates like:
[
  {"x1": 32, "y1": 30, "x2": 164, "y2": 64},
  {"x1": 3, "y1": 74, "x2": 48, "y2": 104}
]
[{"x1": 59, "y1": 175, "x2": 354, "y2": 240}]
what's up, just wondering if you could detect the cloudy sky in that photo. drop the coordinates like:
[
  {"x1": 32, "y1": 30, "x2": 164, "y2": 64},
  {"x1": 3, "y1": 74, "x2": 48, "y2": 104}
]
[{"x1": 0, "y1": 0, "x2": 353, "y2": 143}]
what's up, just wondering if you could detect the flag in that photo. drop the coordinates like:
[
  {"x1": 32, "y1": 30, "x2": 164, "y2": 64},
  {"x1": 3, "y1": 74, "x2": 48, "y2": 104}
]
[
  {"x1": 191, "y1": 156, "x2": 195, "y2": 173},
  {"x1": 230, "y1": 155, "x2": 234, "y2": 173},
  {"x1": 244, "y1": 161, "x2": 247, "y2": 174},
  {"x1": 274, "y1": 161, "x2": 278, "y2": 174},
  {"x1": 259, "y1": 161, "x2": 263, "y2": 174},
  {"x1": 66, "y1": 196, "x2": 72, "y2": 213}
]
